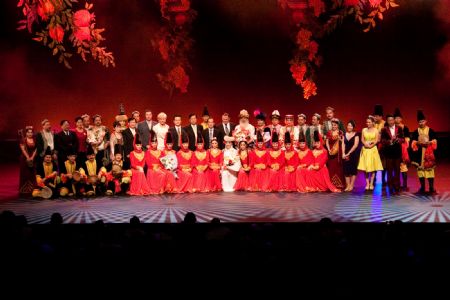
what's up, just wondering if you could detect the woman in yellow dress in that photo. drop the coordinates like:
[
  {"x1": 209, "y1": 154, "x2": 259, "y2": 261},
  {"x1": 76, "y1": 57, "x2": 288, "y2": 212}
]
[{"x1": 357, "y1": 116, "x2": 383, "y2": 190}]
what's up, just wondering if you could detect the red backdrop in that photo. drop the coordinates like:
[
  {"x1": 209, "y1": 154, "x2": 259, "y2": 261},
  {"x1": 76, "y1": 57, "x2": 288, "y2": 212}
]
[{"x1": 1, "y1": 0, "x2": 449, "y2": 139}]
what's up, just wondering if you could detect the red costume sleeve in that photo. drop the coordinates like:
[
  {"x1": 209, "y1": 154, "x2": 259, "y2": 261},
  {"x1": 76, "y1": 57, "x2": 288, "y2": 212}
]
[{"x1": 314, "y1": 151, "x2": 328, "y2": 169}]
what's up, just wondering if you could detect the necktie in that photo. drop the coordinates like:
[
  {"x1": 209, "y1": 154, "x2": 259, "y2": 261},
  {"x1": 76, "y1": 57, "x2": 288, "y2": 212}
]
[
  {"x1": 209, "y1": 129, "x2": 213, "y2": 142},
  {"x1": 193, "y1": 125, "x2": 197, "y2": 140},
  {"x1": 225, "y1": 124, "x2": 229, "y2": 135},
  {"x1": 177, "y1": 127, "x2": 181, "y2": 145}
]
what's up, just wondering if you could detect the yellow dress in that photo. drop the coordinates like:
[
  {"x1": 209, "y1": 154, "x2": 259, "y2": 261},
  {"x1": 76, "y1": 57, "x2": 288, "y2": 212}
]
[{"x1": 357, "y1": 128, "x2": 383, "y2": 172}]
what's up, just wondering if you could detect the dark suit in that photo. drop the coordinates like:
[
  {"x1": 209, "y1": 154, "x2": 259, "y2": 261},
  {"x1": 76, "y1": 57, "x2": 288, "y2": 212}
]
[
  {"x1": 168, "y1": 126, "x2": 186, "y2": 151},
  {"x1": 36, "y1": 131, "x2": 54, "y2": 160},
  {"x1": 202, "y1": 127, "x2": 222, "y2": 149},
  {"x1": 122, "y1": 128, "x2": 136, "y2": 164},
  {"x1": 381, "y1": 125, "x2": 404, "y2": 191},
  {"x1": 55, "y1": 130, "x2": 78, "y2": 169},
  {"x1": 216, "y1": 122, "x2": 236, "y2": 149},
  {"x1": 183, "y1": 124, "x2": 203, "y2": 151},
  {"x1": 137, "y1": 120, "x2": 157, "y2": 150}
]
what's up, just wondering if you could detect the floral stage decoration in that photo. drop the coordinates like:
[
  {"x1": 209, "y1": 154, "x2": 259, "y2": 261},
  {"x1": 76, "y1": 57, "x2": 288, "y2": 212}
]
[
  {"x1": 152, "y1": 0, "x2": 197, "y2": 96},
  {"x1": 17, "y1": 0, "x2": 115, "y2": 68},
  {"x1": 279, "y1": 0, "x2": 400, "y2": 99}
]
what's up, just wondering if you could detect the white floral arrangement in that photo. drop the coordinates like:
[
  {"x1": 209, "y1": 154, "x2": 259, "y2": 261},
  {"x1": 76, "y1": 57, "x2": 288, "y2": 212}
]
[{"x1": 160, "y1": 153, "x2": 178, "y2": 179}]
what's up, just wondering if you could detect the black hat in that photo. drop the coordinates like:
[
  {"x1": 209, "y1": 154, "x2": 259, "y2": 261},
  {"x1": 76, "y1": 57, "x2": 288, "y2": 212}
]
[
  {"x1": 67, "y1": 149, "x2": 77, "y2": 157},
  {"x1": 374, "y1": 104, "x2": 383, "y2": 116},
  {"x1": 165, "y1": 131, "x2": 173, "y2": 144},
  {"x1": 255, "y1": 111, "x2": 266, "y2": 121},
  {"x1": 417, "y1": 109, "x2": 426, "y2": 122},
  {"x1": 284, "y1": 131, "x2": 291, "y2": 144},
  {"x1": 181, "y1": 131, "x2": 189, "y2": 144},
  {"x1": 256, "y1": 130, "x2": 263, "y2": 143},
  {"x1": 313, "y1": 130, "x2": 321, "y2": 143},
  {"x1": 202, "y1": 106, "x2": 209, "y2": 117},
  {"x1": 298, "y1": 130, "x2": 306, "y2": 143},
  {"x1": 272, "y1": 131, "x2": 279, "y2": 143},
  {"x1": 134, "y1": 133, "x2": 142, "y2": 145},
  {"x1": 196, "y1": 134, "x2": 204, "y2": 145},
  {"x1": 149, "y1": 130, "x2": 157, "y2": 144},
  {"x1": 394, "y1": 108, "x2": 402, "y2": 118},
  {"x1": 44, "y1": 146, "x2": 52, "y2": 156},
  {"x1": 114, "y1": 144, "x2": 123, "y2": 155},
  {"x1": 263, "y1": 127, "x2": 271, "y2": 134},
  {"x1": 86, "y1": 144, "x2": 95, "y2": 156}
]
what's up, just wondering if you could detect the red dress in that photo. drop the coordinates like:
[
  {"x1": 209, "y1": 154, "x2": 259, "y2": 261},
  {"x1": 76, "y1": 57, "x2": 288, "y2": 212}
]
[
  {"x1": 282, "y1": 149, "x2": 299, "y2": 192},
  {"x1": 145, "y1": 149, "x2": 167, "y2": 194},
  {"x1": 326, "y1": 130, "x2": 345, "y2": 189},
  {"x1": 128, "y1": 150, "x2": 151, "y2": 195},
  {"x1": 249, "y1": 149, "x2": 269, "y2": 192},
  {"x1": 207, "y1": 148, "x2": 223, "y2": 192},
  {"x1": 267, "y1": 149, "x2": 285, "y2": 192},
  {"x1": 234, "y1": 150, "x2": 251, "y2": 191},
  {"x1": 192, "y1": 150, "x2": 209, "y2": 192},
  {"x1": 305, "y1": 149, "x2": 340, "y2": 192},
  {"x1": 162, "y1": 149, "x2": 177, "y2": 193},
  {"x1": 295, "y1": 149, "x2": 315, "y2": 192},
  {"x1": 176, "y1": 150, "x2": 194, "y2": 193}
]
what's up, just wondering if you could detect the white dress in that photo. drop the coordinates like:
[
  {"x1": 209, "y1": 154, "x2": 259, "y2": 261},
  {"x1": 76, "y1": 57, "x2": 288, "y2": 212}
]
[
  {"x1": 153, "y1": 123, "x2": 169, "y2": 150},
  {"x1": 221, "y1": 147, "x2": 241, "y2": 192}
]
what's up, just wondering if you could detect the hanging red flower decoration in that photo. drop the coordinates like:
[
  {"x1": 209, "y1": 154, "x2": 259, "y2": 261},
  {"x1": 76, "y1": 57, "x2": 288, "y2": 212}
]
[
  {"x1": 17, "y1": 0, "x2": 115, "y2": 68},
  {"x1": 152, "y1": 0, "x2": 197, "y2": 95},
  {"x1": 279, "y1": 0, "x2": 400, "y2": 99}
]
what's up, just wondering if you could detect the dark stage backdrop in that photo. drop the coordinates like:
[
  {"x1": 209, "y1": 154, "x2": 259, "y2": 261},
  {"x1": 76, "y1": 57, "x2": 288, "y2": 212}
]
[{"x1": 1, "y1": 0, "x2": 449, "y2": 139}]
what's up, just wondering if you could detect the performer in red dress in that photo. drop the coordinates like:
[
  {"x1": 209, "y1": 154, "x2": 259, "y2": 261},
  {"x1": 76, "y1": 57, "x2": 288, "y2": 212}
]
[
  {"x1": 249, "y1": 131, "x2": 269, "y2": 192},
  {"x1": 282, "y1": 131, "x2": 299, "y2": 192},
  {"x1": 295, "y1": 130, "x2": 314, "y2": 192},
  {"x1": 145, "y1": 130, "x2": 167, "y2": 194},
  {"x1": 176, "y1": 131, "x2": 194, "y2": 193},
  {"x1": 192, "y1": 135, "x2": 209, "y2": 192},
  {"x1": 128, "y1": 133, "x2": 151, "y2": 196},
  {"x1": 234, "y1": 141, "x2": 251, "y2": 191},
  {"x1": 305, "y1": 131, "x2": 340, "y2": 193},
  {"x1": 267, "y1": 131, "x2": 284, "y2": 192},
  {"x1": 207, "y1": 138, "x2": 223, "y2": 192},
  {"x1": 161, "y1": 131, "x2": 177, "y2": 193}
]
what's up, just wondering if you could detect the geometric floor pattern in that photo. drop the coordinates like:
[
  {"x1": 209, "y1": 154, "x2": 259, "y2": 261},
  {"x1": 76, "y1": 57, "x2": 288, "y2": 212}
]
[{"x1": 1, "y1": 190, "x2": 450, "y2": 223}]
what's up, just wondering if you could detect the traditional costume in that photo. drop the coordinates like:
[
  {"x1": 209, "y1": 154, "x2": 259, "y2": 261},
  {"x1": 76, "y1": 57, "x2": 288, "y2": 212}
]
[
  {"x1": 105, "y1": 144, "x2": 131, "y2": 196},
  {"x1": 207, "y1": 139, "x2": 224, "y2": 192},
  {"x1": 295, "y1": 131, "x2": 314, "y2": 192},
  {"x1": 176, "y1": 132, "x2": 194, "y2": 193},
  {"x1": 267, "y1": 132, "x2": 285, "y2": 192},
  {"x1": 282, "y1": 131, "x2": 298, "y2": 192},
  {"x1": 221, "y1": 141, "x2": 241, "y2": 192},
  {"x1": 128, "y1": 133, "x2": 151, "y2": 196},
  {"x1": 249, "y1": 131, "x2": 269, "y2": 192},
  {"x1": 234, "y1": 142, "x2": 251, "y2": 191},
  {"x1": 161, "y1": 131, "x2": 178, "y2": 193},
  {"x1": 394, "y1": 108, "x2": 411, "y2": 190},
  {"x1": 80, "y1": 145, "x2": 107, "y2": 196},
  {"x1": 325, "y1": 119, "x2": 345, "y2": 189},
  {"x1": 59, "y1": 151, "x2": 84, "y2": 197},
  {"x1": 192, "y1": 135, "x2": 209, "y2": 192},
  {"x1": 411, "y1": 110, "x2": 437, "y2": 194},
  {"x1": 305, "y1": 131, "x2": 340, "y2": 192},
  {"x1": 33, "y1": 147, "x2": 59, "y2": 198},
  {"x1": 145, "y1": 131, "x2": 167, "y2": 194}
]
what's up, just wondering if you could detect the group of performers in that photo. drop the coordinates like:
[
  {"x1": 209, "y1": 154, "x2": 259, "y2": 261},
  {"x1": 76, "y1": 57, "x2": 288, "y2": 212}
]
[{"x1": 18, "y1": 104, "x2": 438, "y2": 198}]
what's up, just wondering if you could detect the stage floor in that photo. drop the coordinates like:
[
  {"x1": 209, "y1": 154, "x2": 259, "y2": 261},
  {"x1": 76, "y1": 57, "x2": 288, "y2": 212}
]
[{"x1": 1, "y1": 162, "x2": 449, "y2": 224}]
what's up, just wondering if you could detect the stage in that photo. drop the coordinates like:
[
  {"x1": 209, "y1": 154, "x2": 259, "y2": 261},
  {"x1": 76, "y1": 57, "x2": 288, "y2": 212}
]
[{"x1": 1, "y1": 162, "x2": 449, "y2": 224}]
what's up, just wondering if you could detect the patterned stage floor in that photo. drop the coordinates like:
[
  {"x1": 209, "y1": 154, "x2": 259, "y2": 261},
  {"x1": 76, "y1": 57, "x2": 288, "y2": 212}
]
[{"x1": 1, "y1": 189, "x2": 450, "y2": 223}]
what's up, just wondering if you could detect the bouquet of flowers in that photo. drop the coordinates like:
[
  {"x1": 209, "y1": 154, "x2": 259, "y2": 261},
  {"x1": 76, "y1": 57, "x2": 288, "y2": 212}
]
[{"x1": 160, "y1": 153, "x2": 178, "y2": 179}]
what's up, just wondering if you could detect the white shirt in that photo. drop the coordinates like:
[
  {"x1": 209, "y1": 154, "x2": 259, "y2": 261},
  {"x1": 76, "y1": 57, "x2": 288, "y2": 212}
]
[
  {"x1": 222, "y1": 123, "x2": 230, "y2": 135},
  {"x1": 43, "y1": 130, "x2": 54, "y2": 150},
  {"x1": 389, "y1": 126, "x2": 395, "y2": 137},
  {"x1": 130, "y1": 128, "x2": 136, "y2": 136},
  {"x1": 191, "y1": 124, "x2": 198, "y2": 140},
  {"x1": 153, "y1": 123, "x2": 169, "y2": 150}
]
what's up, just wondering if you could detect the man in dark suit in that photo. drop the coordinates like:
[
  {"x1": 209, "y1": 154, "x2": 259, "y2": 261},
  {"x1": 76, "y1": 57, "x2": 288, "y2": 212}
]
[
  {"x1": 216, "y1": 113, "x2": 236, "y2": 149},
  {"x1": 137, "y1": 109, "x2": 157, "y2": 150},
  {"x1": 183, "y1": 113, "x2": 203, "y2": 151},
  {"x1": 122, "y1": 117, "x2": 137, "y2": 166},
  {"x1": 168, "y1": 115, "x2": 186, "y2": 151},
  {"x1": 55, "y1": 120, "x2": 78, "y2": 169},
  {"x1": 202, "y1": 118, "x2": 222, "y2": 149},
  {"x1": 380, "y1": 114, "x2": 404, "y2": 195}
]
